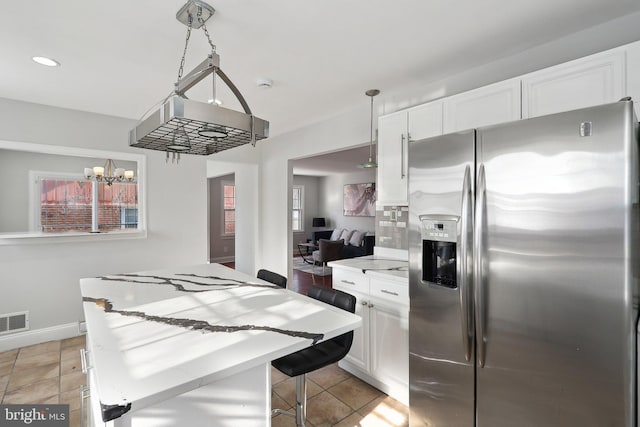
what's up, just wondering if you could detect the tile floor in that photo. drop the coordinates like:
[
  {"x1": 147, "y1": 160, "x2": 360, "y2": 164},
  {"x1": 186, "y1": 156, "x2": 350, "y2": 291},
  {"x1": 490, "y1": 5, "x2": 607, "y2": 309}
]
[
  {"x1": 0, "y1": 335, "x2": 87, "y2": 427},
  {"x1": 271, "y1": 363, "x2": 408, "y2": 427},
  {"x1": 1, "y1": 336, "x2": 408, "y2": 427}
]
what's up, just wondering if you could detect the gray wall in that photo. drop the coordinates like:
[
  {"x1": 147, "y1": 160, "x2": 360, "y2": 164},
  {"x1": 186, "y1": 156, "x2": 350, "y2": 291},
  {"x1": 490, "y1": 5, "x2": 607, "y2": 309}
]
[
  {"x1": 319, "y1": 170, "x2": 376, "y2": 234},
  {"x1": 0, "y1": 149, "x2": 136, "y2": 232},
  {"x1": 0, "y1": 97, "x2": 208, "y2": 336},
  {"x1": 208, "y1": 174, "x2": 235, "y2": 262}
]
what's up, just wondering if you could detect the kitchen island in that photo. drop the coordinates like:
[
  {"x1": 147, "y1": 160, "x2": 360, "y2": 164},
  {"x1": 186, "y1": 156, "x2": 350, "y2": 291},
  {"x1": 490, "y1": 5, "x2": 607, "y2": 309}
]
[{"x1": 80, "y1": 263, "x2": 361, "y2": 426}]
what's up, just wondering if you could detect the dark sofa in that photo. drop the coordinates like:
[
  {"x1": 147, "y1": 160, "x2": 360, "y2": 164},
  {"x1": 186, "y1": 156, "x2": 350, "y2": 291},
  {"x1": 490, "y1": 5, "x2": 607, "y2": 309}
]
[{"x1": 311, "y1": 230, "x2": 375, "y2": 259}]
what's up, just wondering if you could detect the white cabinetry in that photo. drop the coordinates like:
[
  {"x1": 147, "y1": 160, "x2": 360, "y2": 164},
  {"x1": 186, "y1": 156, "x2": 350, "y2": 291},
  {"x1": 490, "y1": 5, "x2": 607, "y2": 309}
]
[
  {"x1": 522, "y1": 50, "x2": 625, "y2": 119},
  {"x1": 333, "y1": 268, "x2": 409, "y2": 405},
  {"x1": 443, "y1": 78, "x2": 521, "y2": 133},
  {"x1": 377, "y1": 101, "x2": 442, "y2": 206}
]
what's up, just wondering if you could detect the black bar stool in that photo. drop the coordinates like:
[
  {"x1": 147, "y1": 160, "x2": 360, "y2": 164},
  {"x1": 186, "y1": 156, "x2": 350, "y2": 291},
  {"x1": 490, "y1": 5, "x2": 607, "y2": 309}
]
[
  {"x1": 271, "y1": 285, "x2": 356, "y2": 426},
  {"x1": 257, "y1": 269, "x2": 288, "y2": 288}
]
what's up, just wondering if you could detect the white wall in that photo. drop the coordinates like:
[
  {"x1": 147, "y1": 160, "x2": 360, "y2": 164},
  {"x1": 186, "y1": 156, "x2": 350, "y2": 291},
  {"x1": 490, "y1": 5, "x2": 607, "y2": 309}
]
[
  {"x1": 0, "y1": 97, "x2": 208, "y2": 348},
  {"x1": 319, "y1": 170, "x2": 376, "y2": 233}
]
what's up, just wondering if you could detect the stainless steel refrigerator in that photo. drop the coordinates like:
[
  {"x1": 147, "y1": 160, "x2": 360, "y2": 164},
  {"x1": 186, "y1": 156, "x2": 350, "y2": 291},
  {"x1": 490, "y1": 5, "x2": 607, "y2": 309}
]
[{"x1": 408, "y1": 99, "x2": 639, "y2": 427}]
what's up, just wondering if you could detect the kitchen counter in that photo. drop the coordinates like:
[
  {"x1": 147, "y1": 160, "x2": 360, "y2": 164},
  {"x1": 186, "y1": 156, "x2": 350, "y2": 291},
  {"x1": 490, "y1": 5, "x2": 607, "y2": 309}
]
[
  {"x1": 328, "y1": 255, "x2": 408, "y2": 281},
  {"x1": 80, "y1": 263, "x2": 361, "y2": 426}
]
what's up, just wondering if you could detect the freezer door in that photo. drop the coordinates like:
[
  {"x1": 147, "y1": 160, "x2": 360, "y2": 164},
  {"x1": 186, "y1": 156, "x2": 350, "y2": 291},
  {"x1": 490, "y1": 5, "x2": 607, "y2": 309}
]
[
  {"x1": 408, "y1": 130, "x2": 475, "y2": 427},
  {"x1": 475, "y1": 101, "x2": 638, "y2": 427}
]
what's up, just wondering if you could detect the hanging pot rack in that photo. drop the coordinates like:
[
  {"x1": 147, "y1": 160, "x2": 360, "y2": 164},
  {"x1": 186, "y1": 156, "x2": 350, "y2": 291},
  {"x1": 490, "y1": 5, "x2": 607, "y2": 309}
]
[{"x1": 129, "y1": 0, "x2": 269, "y2": 159}]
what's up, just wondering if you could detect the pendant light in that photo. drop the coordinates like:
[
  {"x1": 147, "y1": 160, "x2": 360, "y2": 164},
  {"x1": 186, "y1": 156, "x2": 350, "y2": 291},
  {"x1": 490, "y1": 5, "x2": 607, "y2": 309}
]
[{"x1": 358, "y1": 89, "x2": 380, "y2": 168}]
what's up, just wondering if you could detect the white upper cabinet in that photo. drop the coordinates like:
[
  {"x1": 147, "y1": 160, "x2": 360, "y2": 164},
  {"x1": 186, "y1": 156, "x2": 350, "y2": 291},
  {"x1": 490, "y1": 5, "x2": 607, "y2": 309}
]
[
  {"x1": 443, "y1": 79, "x2": 521, "y2": 133},
  {"x1": 625, "y1": 42, "x2": 640, "y2": 117},
  {"x1": 378, "y1": 101, "x2": 443, "y2": 207},
  {"x1": 407, "y1": 101, "x2": 443, "y2": 141},
  {"x1": 522, "y1": 50, "x2": 625, "y2": 119}
]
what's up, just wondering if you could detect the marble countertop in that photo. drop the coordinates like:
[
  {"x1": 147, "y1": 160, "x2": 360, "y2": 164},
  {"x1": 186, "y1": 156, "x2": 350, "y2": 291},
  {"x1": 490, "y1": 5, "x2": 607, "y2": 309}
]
[
  {"x1": 80, "y1": 263, "x2": 361, "y2": 421},
  {"x1": 328, "y1": 256, "x2": 409, "y2": 281}
]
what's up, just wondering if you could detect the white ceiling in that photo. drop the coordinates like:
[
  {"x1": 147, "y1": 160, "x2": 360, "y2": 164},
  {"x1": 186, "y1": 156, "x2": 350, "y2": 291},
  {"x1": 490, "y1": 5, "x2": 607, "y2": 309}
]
[
  {"x1": 1, "y1": 0, "x2": 640, "y2": 145},
  {"x1": 293, "y1": 144, "x2": 374, "y2": 176}
]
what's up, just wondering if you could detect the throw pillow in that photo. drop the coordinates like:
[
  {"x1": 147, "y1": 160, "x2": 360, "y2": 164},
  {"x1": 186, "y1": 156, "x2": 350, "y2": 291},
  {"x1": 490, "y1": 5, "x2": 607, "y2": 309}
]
[
  {"x1": 330, "y1": 228, "x2": 343, "y2": 240},
  {"x1": 349, "y1": 230, "x2": 366, "y2": 247},
  {"x1": 339, "y1": 229, "x2": 354, "y2": 245}
]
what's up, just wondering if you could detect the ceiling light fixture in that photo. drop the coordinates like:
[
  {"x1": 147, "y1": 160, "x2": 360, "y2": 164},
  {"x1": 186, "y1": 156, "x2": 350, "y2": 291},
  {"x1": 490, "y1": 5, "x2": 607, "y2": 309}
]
[
  {"x1": 129, "y1": 0, "x2": 269, "y2": 161},
  {"x1": 32, "y1": 56, "x2": 60, "y2": 67},
  {"x1": 84, "y1": 159, "x2": 135, "y2": 186},
  {"x1": 358, "y1": 89, "x2": 380, "y2": 169}
]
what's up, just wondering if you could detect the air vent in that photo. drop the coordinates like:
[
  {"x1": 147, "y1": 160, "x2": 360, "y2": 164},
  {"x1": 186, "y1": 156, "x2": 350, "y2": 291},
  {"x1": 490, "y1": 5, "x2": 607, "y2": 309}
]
[{"x1": 0, "y1": 311, "x2": 29, "y2": 335}]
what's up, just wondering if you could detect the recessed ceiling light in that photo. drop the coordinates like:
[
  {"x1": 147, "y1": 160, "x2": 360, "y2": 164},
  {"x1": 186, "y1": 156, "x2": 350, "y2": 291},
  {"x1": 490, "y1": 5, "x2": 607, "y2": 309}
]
[{"x1": 32, "y1": 56, "x2": 60, "y2": 67}]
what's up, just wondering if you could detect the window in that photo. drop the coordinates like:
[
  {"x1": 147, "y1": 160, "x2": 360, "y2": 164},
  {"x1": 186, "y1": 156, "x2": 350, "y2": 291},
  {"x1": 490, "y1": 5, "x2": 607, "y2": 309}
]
[
  {"x1": 35, "y1": 172, "x2": 138, "y2": 233},
  {"x1": 292, "y1": 185, "x2": 304, "y2": 232},
  {"x1": 222, "y1": 182, "x2": 235, "y2": 235}
]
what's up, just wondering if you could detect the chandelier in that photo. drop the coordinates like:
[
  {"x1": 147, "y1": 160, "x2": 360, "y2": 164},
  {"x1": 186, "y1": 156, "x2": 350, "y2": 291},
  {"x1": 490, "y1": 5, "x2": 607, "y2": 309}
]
[{"x1": 84, "y1": 159, "x2": 135, "y2": 186}]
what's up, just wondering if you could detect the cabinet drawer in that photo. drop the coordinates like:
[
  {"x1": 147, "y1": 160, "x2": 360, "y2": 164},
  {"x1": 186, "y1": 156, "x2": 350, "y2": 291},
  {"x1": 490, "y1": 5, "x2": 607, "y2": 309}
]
[
  {"x1": 333, "y1": 268, "x2": 369, "y2": 294},
  {"x1": 370, "y1": 278, "x2": 408, "y2": 306}
]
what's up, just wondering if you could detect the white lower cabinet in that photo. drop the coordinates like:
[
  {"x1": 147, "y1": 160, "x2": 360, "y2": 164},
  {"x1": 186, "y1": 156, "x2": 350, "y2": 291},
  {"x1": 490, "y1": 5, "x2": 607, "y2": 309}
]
[{"x1": 333, "y1": 268, "x2": 409, "y2": 405}]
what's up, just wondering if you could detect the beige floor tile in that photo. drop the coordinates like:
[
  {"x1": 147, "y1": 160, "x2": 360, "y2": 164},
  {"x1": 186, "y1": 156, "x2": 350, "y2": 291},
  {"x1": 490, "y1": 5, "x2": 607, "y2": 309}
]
[
  {"x1": 61, "y1": 351, "x2": 82, "y2": 375},
  {"x1": 307, "y1": 363, "x2": 351, "y2": 389},
  {"x1": 60, "y1": 371, "x2": 86, "y2": 393},
  {"x1": 2, "y1": 377, "x2": 59, "y2": 404},
  {"x1": 7, "y1": 362, "x2": 59, "y2": 391},
  {"x1": 271, "y1": 366, "x2": 290, "y2": 385},
  {"x1": 271, "y1": 413, "x2": 302, "y2": 427},
  {"x1": 333, "y1": 412, "x2": 367, "y2": 427},
  {"x1": 14, "y1": 350, "x2": 60, "y2": 370},
  {"x1": 273, "y1": 376, "x2": 323, "y2": 408},
  {"x1": 0, "y1": 349, "x2": 18, "y2": 364},
  {"x1": 272, "y1": 390, "x2": 291, "y2": 412},
  {"x1": 0, "y1": 360, "x2": 14, "y2": 377},
  {"x1": 61, "y1": 335, "x2": 86, "y2": 350},
  {"x1": 305, "y1": 390, "x2": 353, "y2": 426},
  {"x1": 17, "y1": 340, "x2": 61, "y2": 359},
  {"x1": 358, "y1": 395, "x2": 409, "y2": 427},
  {"x1": 60, "y1": 389, "x2": 81, "y2": 411},
  {"x1": 328, "y1": 376, "x2": 383, "y2": 410},
  {"x1": 69, "y1": 409, "x2": 81, "y2": 427}
]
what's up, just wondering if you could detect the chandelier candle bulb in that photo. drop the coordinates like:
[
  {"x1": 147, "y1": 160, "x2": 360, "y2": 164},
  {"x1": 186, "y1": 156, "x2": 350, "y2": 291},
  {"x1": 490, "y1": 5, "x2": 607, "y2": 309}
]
[
  {"x1": 115, "y1": 168, "x2": 125, "y2": 179},
  {"x1": 124, "y1": 170, "x2": 135, "y2": 181},
  {"x1": 93, "y1": 166, "x2": 104, "y2": 178},
  {"x1": 84, "y1": 168, "x2": 95, "y2": 179}
]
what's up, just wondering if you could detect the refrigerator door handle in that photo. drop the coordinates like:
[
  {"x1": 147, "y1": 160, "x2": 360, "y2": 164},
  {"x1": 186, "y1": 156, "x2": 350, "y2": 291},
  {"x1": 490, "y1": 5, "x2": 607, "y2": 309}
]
[
  {"x1": 474, "y1": 163, "x2": 487, "y2": 368},
  {"x1": 459, "y1": 164, "x2": 473, "y2": 362},
  {"x1": 401, "y1": 134, "x2": 406, "y2": 179}
]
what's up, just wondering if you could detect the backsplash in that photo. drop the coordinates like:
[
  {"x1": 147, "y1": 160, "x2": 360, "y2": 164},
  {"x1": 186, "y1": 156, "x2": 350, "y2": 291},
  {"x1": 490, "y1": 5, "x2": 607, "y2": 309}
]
[{"x1": 375, "y1": 206, "x2": 409, "y2": 250}]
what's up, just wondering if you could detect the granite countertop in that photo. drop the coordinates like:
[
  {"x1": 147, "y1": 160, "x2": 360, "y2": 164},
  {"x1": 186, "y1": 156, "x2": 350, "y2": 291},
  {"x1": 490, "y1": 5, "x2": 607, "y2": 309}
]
[
  {"x1": 80, "y1": 263, "x2": 361, "y2": 421},
  {"x1": 328, "y1": 256, "x2": 409, "y2": 281}
]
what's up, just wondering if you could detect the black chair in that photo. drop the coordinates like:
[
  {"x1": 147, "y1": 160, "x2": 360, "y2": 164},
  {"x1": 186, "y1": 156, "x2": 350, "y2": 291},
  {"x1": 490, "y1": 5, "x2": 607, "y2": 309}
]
[
  {"x1": 271, "y1": 285, "x2": 356, "y2": 426},
  {"x1": 257, "y1": 269, "x2": 287, "y2": 288}
]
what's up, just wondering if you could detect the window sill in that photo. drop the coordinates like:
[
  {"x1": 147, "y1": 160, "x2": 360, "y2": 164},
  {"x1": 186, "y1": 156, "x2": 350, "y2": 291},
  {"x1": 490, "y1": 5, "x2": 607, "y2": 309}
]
[{"x1": 0, "y1": 229, "x2": 147, "y2": 245}]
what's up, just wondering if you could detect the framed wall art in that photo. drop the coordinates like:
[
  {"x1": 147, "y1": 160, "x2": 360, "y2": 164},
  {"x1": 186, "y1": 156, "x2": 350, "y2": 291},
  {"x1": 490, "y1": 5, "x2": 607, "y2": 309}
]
[{"x1": 343, "y1": 182, "x2": 376, "y2": 217}]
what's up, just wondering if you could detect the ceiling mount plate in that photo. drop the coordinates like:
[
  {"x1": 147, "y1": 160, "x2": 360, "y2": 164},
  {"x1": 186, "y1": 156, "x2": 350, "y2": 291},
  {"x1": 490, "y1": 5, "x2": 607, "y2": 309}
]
[{"x1": 176, "y1": 0, "x2": 215, "y2": 29}]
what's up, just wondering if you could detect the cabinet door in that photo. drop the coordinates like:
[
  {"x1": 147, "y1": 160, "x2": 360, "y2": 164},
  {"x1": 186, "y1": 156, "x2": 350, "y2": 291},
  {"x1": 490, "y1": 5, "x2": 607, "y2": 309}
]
[
  {"x1": 522, "y1": 50, "x2": 625, "y2": 118},
  {"x1": 408, "y1": 101, "x2": 443, "y2": 141},
  {"x1": 377, "y1": 111, "x2": 408, "y2": 206},
  {"x1": 343, "y1": 291, "x2": 370, "y2": 372},
  {"x1": 443, "y1": 79, "x2": 521, "y2": 133},
  {"x1": 370, "y1": 300, "x2": 409, "y2": 403},
  {"x1": 624, "y1": 41, "x2": 640, "y2": 117}
]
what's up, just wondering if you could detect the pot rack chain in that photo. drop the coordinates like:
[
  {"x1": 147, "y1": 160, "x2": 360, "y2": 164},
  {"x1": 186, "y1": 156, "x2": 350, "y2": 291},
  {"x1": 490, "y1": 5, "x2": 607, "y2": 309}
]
[{"x1": 176, "y1": 11, "x2": 217, "y2": 83}]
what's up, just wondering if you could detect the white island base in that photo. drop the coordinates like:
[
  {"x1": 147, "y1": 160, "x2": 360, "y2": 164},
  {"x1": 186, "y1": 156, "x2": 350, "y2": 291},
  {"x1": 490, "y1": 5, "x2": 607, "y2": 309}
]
[{"x1": 88, "y1": 363, "x2": 270, "y2": 427}]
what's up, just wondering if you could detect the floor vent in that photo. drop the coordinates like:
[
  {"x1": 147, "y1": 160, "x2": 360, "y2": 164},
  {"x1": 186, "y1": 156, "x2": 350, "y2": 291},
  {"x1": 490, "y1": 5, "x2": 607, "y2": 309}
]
[{"x1": 0, "y1": 311, "x2": 29, "y2": 335}]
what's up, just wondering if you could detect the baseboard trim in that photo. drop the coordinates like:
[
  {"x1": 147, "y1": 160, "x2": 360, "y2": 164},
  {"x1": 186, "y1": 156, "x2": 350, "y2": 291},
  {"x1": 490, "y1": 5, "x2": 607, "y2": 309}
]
[
  {"x1": 0, "y1": 322, "x2": 82, "y2": 352},
  {"x1": 209, "y1": 256, "x2": 235, "y2": 263}
]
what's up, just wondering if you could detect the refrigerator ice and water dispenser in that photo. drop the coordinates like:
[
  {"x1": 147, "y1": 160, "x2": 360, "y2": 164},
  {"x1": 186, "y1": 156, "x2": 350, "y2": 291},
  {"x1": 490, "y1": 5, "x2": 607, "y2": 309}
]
[{"x1": 420, "y1": 216, "x2": 458, "y2": 288}]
